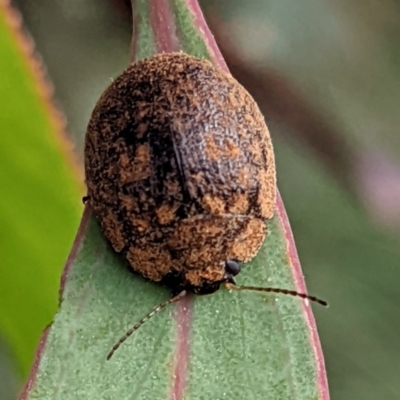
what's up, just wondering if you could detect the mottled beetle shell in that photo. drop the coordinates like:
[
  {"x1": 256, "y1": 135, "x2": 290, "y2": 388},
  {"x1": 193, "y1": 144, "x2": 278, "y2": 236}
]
[{"x1": 84, "y1": 53, "x2": 276, "y2": 294}]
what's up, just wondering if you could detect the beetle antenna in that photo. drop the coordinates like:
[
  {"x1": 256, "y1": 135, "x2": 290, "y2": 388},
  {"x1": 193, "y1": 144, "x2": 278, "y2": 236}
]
[
  {"x1": 107, "y1": 290, "x2": 187, "y2": 360},
  {"x1": 225, "y1": 282, "x2": 327, "y2": 306}
]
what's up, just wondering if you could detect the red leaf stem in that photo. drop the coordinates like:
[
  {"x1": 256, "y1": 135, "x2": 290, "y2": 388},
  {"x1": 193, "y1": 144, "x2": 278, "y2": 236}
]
[
  {"x1": 150, "y1": 0, "x2": 179, "y2": 53},
  {"x1": 19, "y1": 327, "x2": 50, "y2": 400},
  {"x1": 170, "y1": 295, "x2": 193, "y2": 400}
]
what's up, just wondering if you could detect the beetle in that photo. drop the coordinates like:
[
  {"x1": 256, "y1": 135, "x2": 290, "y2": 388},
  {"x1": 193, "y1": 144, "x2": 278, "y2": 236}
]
[{"x1": 83, "y1": 53, "x2": 326, "y2": 359}]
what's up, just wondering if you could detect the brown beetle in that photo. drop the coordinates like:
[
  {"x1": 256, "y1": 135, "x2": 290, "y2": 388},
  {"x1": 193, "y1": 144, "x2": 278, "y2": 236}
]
[{"x1": 84, "y1": 53, "x2": 326, "y2": 359}]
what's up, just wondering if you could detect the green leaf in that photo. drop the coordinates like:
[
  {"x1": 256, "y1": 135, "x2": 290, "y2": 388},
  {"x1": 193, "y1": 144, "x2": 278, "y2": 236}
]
[
  {"x1": 21, "y1": 0, "x2": 329, "y2": 399},
  {"x1": 0, "y1": 4, "x2": 82, "y2": 376}
]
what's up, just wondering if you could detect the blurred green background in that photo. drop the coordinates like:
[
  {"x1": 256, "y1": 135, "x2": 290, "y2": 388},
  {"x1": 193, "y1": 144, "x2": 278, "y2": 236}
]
[{"x1": 1, "y1": 0, "x2": 400, "y2": 399}]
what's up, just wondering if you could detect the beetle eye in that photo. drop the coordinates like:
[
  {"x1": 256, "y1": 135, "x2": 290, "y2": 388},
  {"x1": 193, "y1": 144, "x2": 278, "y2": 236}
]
[{"x1": 225, "y1": 260, "x2": 241, "y2": 276}]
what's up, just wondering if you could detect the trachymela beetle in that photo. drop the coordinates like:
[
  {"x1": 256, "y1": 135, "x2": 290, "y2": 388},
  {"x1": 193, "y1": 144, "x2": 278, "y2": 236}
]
[{"x1": 84, "y1": 53, "x2": 326, "y2": 360}]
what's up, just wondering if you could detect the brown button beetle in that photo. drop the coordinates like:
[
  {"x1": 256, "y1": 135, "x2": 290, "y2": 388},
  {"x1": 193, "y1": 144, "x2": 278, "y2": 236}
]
[{"x1": 84, "y1": 53, "x2": 326, "y2": 360}]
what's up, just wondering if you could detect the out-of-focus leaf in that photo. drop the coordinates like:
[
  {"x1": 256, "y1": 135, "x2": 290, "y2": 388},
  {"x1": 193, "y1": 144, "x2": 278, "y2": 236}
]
[
  {"x1": 0, "y1": 2, "x2": 82, "y2": 375},
  {"x1": 21, "y1": 0, "x2": 328, "y2": 399}
]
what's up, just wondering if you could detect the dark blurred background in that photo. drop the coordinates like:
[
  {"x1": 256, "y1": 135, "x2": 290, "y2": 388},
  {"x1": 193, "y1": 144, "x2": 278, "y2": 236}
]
[{"x1": 2, "y1": 1, "x2": 400, "y2": 399}]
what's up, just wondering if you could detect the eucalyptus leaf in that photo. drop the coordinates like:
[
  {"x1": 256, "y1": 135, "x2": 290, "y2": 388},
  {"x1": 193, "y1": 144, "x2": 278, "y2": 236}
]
[
  {"x1": 0, "y1": 3, "x2": 81, "y2": 375},
  {"x1": 21, "y1": 1, "x2": 328, "y2": 398}
]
